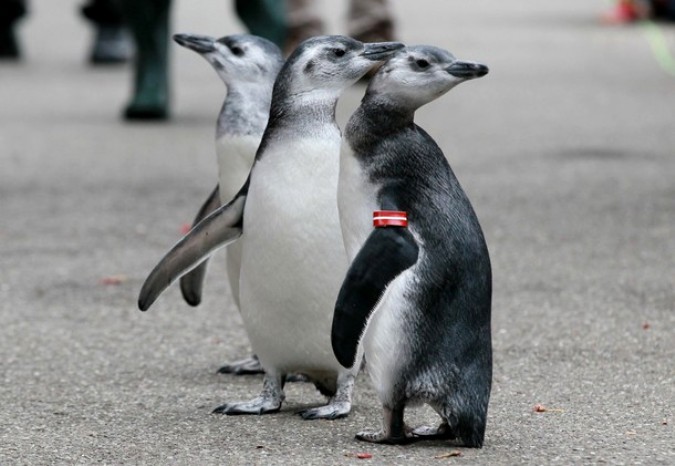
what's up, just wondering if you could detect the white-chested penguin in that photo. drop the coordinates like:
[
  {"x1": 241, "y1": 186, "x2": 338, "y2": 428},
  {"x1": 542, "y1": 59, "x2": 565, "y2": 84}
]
[
  {"x1": 172, "y1": 33, "x2": 283, "y2": 374},
  {"x1": 332, "y1": 46, "x2": 492, "y2": 445},
  {"x1": 138, "y1": 36, "x2": 404, "y2": 419}
]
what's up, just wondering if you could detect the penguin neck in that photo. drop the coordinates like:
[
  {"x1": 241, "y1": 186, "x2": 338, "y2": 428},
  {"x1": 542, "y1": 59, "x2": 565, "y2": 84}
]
[
  {"x1": 217, "y1": 85, "x2": 272, "y2": 139},
  {"x1": 357, "y1": 93, "x2": 415, "y2": 133},
  {"x1": 268, "y1": 89, "x2": 340, "y2": 135}
]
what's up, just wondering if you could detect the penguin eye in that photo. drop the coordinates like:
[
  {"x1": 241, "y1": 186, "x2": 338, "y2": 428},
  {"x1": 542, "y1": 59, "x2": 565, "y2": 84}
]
[
  {"x1": 416, "y1": 59, "x2": 430, "y2": 69},
  {"x1": 333, "y1": 48, "x2": 346, "y2": 57},
  {"x1": 230, "y1": 46, "x2": 244, "y2": 57}
]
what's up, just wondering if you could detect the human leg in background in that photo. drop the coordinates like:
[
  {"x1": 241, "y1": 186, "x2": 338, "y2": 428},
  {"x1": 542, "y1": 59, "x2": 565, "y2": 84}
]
[
  {"x1": 235, "y1": 0, "x2": 287, "y2": 49},
  {"x1": 118, "y1": 0, "x2": 171, "y2": 120},
  {"x1": 284, "y1": 0, "x2": 324, "y2": 55},
  {"x1": 81, "y1": 0, "x2": 132, "y2": 64},
  {"x1": 0, "y1": 0, "x2": 26, "y2": 59},
  {"x1": 347, "y1": 0, "x2": 396, "y2": 43}
]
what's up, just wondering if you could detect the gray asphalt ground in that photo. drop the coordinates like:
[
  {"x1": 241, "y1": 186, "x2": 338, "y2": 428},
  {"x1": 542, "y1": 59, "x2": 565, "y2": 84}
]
[{"x1": 1, "y1": 0, "x2": 674, "y2": 464}]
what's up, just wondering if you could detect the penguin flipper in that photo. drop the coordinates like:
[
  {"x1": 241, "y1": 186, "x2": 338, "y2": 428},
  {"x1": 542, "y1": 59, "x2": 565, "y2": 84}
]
[
  {"x1": 179, "y1": 185, "x2": 221, "y2": 306},
  {"x1": 331, "y1": 226, "x2": 419, "y2": 368},
  {"x1": 138, "y1": 189, "x2": 247, "y2": 312}
]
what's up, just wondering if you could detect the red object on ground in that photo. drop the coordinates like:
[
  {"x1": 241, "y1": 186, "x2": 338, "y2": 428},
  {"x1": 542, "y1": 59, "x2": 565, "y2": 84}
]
[
  {"x1": 98, "y1": 275, "x2": 128, "y2": 285},
  {"x1": 602, "y1": 1, "x2": 640, "y2": 24}
]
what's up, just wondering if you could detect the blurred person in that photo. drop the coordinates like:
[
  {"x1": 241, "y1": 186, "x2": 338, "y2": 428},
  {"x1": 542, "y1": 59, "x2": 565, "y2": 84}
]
[
  {"x1": 0, "y1": 0, "x2": 131, "y2": 62},
  {"x1": 284, "y1": 0, "x2": 396, "y2": 54},
  {"x1": 81, "y1": 0, "x2": 132, "y2": 64},
  {"x1": 652, "y1": 0, "x2": 675, "y2": 19},
  {"x1": 0, "y1": 0, "x2": 25, "y2": 57},
  {"x1": 118, "y1": 0, "x2": 286, "y2": 120}
]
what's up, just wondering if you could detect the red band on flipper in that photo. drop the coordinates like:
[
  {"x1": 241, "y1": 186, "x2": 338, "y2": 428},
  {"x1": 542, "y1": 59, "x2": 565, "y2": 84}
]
[{"x1": 373, "y1": 210, "x2": 408, "y2": 228}]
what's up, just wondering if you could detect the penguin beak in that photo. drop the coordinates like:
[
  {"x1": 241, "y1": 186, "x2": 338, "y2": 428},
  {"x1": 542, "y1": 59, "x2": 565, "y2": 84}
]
[
  {"x1": 361, "y1": 41, "x2": 405, "y2": 61},
  {"x1": 173, "y1": 33, "x2": 216, "y2": 54},
  {"x1": 446, "y1": 60, "x2": 489, "y2": 79}
]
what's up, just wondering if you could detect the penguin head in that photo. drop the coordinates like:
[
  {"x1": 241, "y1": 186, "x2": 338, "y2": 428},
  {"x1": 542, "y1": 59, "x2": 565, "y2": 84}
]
[
  {"x1": 279, "y1": 35, "x2": 404, "y2": 98},
  {"x1": 368, "y1": 45, "x2": 489, "y2": 110},
  {"x1": 173, "y1": 33, "x2": 283, "y2": 87}
]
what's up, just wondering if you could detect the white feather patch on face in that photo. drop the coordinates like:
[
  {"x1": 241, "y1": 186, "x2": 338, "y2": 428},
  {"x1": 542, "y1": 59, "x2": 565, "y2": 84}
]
[
  {"x1": 370, "y1": 51, "x2": 465, "y2": 109},
  {"x1": 287, "y1": 44, "x2": 376, "y2": 96},
  {"x1": 206, "y1": 41, "x2": 277, "y2": 85}
]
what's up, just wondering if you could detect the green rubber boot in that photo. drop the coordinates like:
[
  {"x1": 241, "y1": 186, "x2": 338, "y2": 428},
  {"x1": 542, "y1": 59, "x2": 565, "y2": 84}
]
[
  {"x1": 235, "y1": 0, "x2": 287, "y2": 49},
  {"x1": 118, "y1": 0, "x2": 171, "y2": 120}
]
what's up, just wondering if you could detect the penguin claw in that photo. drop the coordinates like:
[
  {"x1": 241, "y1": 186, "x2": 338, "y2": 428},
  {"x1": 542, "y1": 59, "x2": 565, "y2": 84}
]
[
  {"x1": 355, "y1": 429, "x2": 414, "y2": 445},
  {"x1": 297, "y1": 401, "x2": 350, "y2": 420},
  {"x1": 411, "y1": 422, "x2": 456, "y2": 440},
  {"x1": 212, "y1": 398, "x2": 281, "y2": 415},
  {"x1": 355, "y1": 422, "x2": 455, "y2": 444}
]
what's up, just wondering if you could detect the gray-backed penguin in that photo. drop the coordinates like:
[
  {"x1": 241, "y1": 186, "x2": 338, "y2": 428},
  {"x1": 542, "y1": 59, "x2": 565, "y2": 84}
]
[
  {"x1": 172, "y1": 33, "x2": 283, "y2": 374},
  {"x1": 332, "y1": 46, "x2": 492, "y2": 446},
  {"x1": 139, "y1": 36, "x2": 404, "y2": 418}
]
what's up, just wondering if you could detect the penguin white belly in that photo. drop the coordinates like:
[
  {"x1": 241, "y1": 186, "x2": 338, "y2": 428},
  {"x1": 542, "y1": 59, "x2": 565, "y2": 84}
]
[
  {"x1": 361, "y1": 269, "x2": 415, "y2": 405},
  {"x1": 239, "y1": 136, "x2": 348, "y2": 374},
  {"x1": 215, "y1": 134, "x2": 260, "y2": 307},
  {"x1": 338, "y1": 143, "x2": 379, "y2": 261},
  {"x1": 215, "y1": 134, "x2": 260, "y2": 201}
]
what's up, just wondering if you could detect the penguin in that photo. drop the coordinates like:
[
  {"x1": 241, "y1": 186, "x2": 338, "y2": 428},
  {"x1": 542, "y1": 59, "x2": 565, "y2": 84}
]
[
  {"x1": 138, "y1": 36, "x2": 404, "y2": 419},
  {"x1": 172, "y1": 33, "x2": 283, "y2": 375},
  {"x1": 331, "y1": 45, "x2": 492, "y2": 446}
]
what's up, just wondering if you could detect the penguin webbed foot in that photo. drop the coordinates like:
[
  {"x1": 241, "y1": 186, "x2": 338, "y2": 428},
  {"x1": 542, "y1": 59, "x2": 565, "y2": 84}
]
[
  {"x1": 356, "y1": 404, "x2": 424, "y2": 444},
  {"x1": 356, "y1": 422, "x2": 458, "y2": 445},
  {"x1": 297, "y1": 400, "x2": 351, "y2": 420},
  {"x1": 212, "y1": 397, "x2": 282, "y2": 415},
  {"x1": 213, "y1": 373, "x2": 284, "y2": 415},
  {"x1": 217, "y1": 355, "x2": 264, "y2": 375},
  {"x1": 355, "y1": 428, "x2": 415, "y2": 445},
  {"x1": 298, "y1": 372, "x2": 354, "y2": 420},
  {"x1": 411, "y1": 421, "x2": 457, "y2": 440}
]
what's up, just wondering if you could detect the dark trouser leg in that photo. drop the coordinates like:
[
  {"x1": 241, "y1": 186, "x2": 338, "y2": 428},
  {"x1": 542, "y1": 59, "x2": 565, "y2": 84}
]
[
  {"x1": 118, "y1": 0, "x2": 171, "y2": 120},
  {"x1": 81, "y1": 0, "x2": 132, "y2": 64},
  {"x1": 0, "y1": 0, "x2": 26, "y2": 59}
]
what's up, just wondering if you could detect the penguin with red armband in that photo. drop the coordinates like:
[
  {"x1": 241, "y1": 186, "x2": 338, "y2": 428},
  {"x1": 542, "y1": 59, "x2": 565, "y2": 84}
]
[{"x1": 333, "y1": 45, "x2": 493, "y2": 446}]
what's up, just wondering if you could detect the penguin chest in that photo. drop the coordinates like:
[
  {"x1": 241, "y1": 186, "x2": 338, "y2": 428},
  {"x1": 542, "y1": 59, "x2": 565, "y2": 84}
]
[
  {"x1": 239, "y1": 136, "x2": 347, "y2": 373},
  {"x1": 361, "y1": 269, "x2": 416, "y2": 404},
  {"x1": 215, "y1": 134, "x2": 260, "y2": 202},
  {"x1": 338, "y1": 143, "x2": 379, "y2": 261}
]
